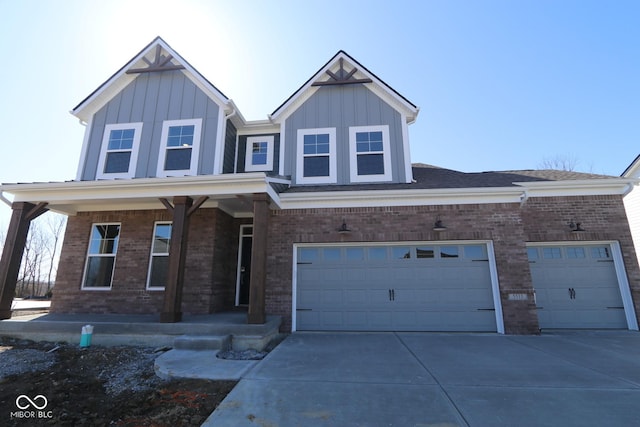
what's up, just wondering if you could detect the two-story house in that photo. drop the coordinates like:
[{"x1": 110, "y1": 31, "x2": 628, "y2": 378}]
[{"x1": 1, "y1": 37, "x2": 639, "y2": 334}]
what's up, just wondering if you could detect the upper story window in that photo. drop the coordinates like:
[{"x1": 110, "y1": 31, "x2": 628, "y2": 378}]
[
  {"x1": 296, "y1": 128, "x2": 337, "y2": 184},
  {"x1": 245, "y1": 135, "x2": 274, "y2": 172},
  {"x1": 82, "y1": 223, "x2": 120, "y2": 290},
  {"x1": 157, "y1": 118, "x2": 202, "y2": 177},
  {"x1": 96, "y1": 123, "x2": 143, "y2": 179},
  {"x1": 349, "y1": 125, "x2": 392, "y2": 182},
  {"x1": 147, "y1": 222, "x2": 171, "y2": 290}
]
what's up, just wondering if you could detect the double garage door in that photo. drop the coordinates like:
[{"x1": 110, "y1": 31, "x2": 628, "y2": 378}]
[
  {"x1": 296, "y1": 243, "x2": 498, "y2": 332},
  {"x1": 296, "y1": 242, "x2": 633, "y2": 332}
]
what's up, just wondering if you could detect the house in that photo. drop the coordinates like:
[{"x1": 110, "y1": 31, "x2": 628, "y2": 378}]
[
  {"x1": 622, "y1": 156, "x2": 640, "y2": 269},
  {"x1": 0, "y1": 37, "x2": 639, "y2": 334}
]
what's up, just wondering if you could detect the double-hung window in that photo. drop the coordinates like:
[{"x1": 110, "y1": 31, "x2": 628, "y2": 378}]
[
  {"x1": 147, "y1": 222, "x2": 172, "y2": 290},
  {"x1": 296, "y1": 128, "x2": 336, "y2": 184},
  {"x1": 82, "y1": 224, "x2": 120, "y2": 290},
  {"x1": 245, "y1": 136, "x2": 274, "y2": 172},
  {"x1": 349, "y1": 125, "x2": 392, "y2": 182},
  {"x1": 157, "y1": 118, "x2": 202, "y2": 177},
  {"x1": 96, "y1": 123, "x2": 143, "y2": 179}
]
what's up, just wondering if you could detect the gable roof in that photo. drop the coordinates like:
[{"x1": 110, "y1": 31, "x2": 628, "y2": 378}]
[
  {"x1": 622, "y1": 154, "x2": 640, "y2": 178},
  {"x1": 269, "y1": 50, "x2": 419, "y2": 124},
  {"x1": 71, "y1": 37, "x2": 234, "y2": 123}
]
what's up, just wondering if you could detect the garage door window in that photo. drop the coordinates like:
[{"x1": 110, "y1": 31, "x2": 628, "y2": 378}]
[
  {"x1": 591, "y1": 247, "x2": 611, "y2": 259},
  {"x1": 299, "y1": 248, "x2": 319, "y2": 263},
  {"x1": 323, "y1": 248, "x2": 341, "y2": 262},
  {"x1": 543, "y1": 247, "x2": 562, "y2": 259},
  {"x1": 346, "y1": 248, "x2": 365, "y2": 261},
  {"x1": 464, "y1": 245, "x2": 486, "y2": 260},
  {"x1": 393, "y1": 247, "x2": 411, "y2": 259},
  {"x1": 527, "y1": 248, "x2": 539, "y2": 260},
  {"x1": 440, "y1": 246, "x2": 459, "y2": 258},
  {"x1": 416, "y1": 247, "x2": 435, "y2": 259},
  {"x1": 566, "y1": 247, "x2": 586, "y2": 259},
  {"x1": 368, "y1": 247, "x2": 387, "y2": 260}
]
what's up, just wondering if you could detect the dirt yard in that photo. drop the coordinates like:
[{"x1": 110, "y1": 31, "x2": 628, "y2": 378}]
[{"x1": 0, "y1": 337, "x2": 236, "y2": 426}]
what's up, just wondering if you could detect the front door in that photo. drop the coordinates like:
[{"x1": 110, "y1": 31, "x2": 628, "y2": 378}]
[{"x1": 235, "y1": 225, "x2": 253, "y2": 306}]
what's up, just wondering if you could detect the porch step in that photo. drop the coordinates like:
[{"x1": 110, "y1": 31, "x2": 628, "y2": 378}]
[{"x1": 174, "y1": 335, "x2": 231, "y2": 351}]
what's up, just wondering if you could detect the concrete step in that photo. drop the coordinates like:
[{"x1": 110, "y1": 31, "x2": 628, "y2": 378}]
[{"x1": 174, "y1": 335, "x2": 231, "y2": 351}]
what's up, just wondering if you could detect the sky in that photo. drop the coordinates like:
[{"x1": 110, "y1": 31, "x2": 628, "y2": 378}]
[{"x1": 0, "y1": 0, "x2": 638, "y2": 234}]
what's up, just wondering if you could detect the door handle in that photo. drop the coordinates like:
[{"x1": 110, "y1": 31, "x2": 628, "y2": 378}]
[
  {"x1": 568, "y1": 288, "x2": 576, "y2": 299},
  {"x1": 391, "y1": 289, "x2": 395, "y2": 301},
  {"x1": 389, "y1": 289, "x2": 392, "y2": 301}
]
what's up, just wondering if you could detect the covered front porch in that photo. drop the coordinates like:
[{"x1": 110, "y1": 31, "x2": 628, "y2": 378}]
[{"x1": 0, "y1": 173, "x2": 288, "y2": 327}]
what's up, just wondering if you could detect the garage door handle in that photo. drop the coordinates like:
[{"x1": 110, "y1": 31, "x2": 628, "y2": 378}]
[
  {"x1": 607, "y1": 307, "x2": 624, "y2": 309},
  {"x1": 388, "y1": 289, "x2": 395, "y2": 301},
  {"x1": 477, "y1": 308, "x2": 495, "y2": 311},
  {"x1": 296, "y1": 308, "x2": 312, "y2": 311}
]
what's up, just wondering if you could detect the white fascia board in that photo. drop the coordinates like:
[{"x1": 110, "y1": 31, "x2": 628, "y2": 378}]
[
  {"x1": 236, "y1": 120, "x2": 280, "y2": 135},
  {"x1": 269, "y1": 86, "x2": 320, "y2": 124},
  {"x1": 72, "y1": 38, "x2": 232, "y2": 122},
  {"x1": 513, "y1": 178, "x2": 638, "y2": 197},
  {"x1": 622, "y1": 157, "x2": 640, "y2": 178},
  {"x1": 279, "y1": 187, "x2": 524, "y2": 209},
  {"x1": 270, "y1": 52, "x2": 419, "y2": 123},
  {"x1": 1, "y1": 173, "x2": 283, "y2": 208}
]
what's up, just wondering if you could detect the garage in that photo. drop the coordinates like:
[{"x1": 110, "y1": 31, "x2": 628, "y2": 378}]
[
  {"x1": 528, "y1": 243, "x2": 630, "y2": 329},
  {"x1": 295, "y1": 242, "x2": 500, "y2": 332}
]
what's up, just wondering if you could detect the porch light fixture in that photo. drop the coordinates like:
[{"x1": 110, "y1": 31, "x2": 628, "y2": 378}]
[
  {"x1": 338, "y1": 219, "x2": 351, "y2": 234},
  {"x1": 433, "y1": 217, "x2": 447, "y2": 232},
  {"x1": 568, "y1": 221, "x2": 585, "y2": 232}
]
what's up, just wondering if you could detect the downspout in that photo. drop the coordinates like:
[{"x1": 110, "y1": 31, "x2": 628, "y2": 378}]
[
  {"x1": 0, "y1": 190, "x2": 11, "y2": 207},
  {"x1": 225, "y1": 105, "x2": 237, "y2": 174},
  {"x1": 519, "y1": 191, "x2": 529, "y2": 207},
  {"x1": 623, "y1": 181, "x2": 637, "y2": 197}
]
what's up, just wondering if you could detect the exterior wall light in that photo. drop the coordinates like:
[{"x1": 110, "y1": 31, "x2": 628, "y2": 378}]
[
  {"x1": 568, "y1": 221, "x2": 585, "y2": 232},
  {"x1": 338, "y1": 219, "x2": 351, "y2": 234},
  {"x1": 433, "y1": 217, "x2": 447, "y2": 232}
]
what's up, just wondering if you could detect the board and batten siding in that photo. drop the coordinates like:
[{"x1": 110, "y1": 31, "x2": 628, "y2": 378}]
[
  {"x1": 80, "y1": 70, "x2": 221, "y2": 180},
  {"x1": 283, "y1": 84, "x2": 407, "y2": 185},
  {"x1": 222, "y1": 121, "x2": 238, "y2": 174}
]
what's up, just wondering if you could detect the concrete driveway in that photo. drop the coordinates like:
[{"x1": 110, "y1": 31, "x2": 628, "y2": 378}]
[{"x1": 204, "y1": 331, "x2": 640, "y2": 426}]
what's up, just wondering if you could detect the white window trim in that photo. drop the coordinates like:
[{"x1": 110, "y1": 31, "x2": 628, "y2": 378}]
[
  {"x1": 157, "y1": 118, "x2": 202, "y2": 177},
  {"x1": 245, "y1": 135, "x2": 275, "y2": 172},
  {"x1": 349, "y1": 125, "x2": 392, "y2": 183},
  {"x1": 296, "y1": 127, "x2": 337, "y2": 184},
  {"x1": 81, "y1": 223, "x2": 121, "y2": 291},
  {"x1": 147, "y1": 221, "x2": 171, "y2": 291},
  {"x1": 96, "y1": 123, "x2": 143, "y2": 179}
]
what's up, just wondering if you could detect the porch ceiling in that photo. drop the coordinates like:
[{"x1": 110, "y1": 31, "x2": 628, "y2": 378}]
[{"x1": 0, "y1": 174, "x2": 287, "y2": 218}]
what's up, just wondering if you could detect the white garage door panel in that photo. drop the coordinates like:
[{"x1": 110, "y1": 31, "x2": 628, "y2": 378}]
[
  {"x1": 529, "y1": 244, "x2": 627, "y2": 329},
  {"x1": 296, "y1": 243, "x2": 497, "y2": 332}
]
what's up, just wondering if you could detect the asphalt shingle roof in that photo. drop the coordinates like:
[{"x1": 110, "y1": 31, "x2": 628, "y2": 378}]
[{"x1": 282, "y1": 164, "x2": 617, "y2": 193}]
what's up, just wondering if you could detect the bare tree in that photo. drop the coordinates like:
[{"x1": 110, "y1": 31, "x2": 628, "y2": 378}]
[
  {"x1": 45, "y1": 214, "x2": 66, "y2": 294},
  {"x1": 538, "y1": 154, "x2": 579, "y2": 171},
  {"x1": 15, "y1": 213, "x2": 67, "y2": 298}
]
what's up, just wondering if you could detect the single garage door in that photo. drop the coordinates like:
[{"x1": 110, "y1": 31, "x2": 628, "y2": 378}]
[
  {"x1": 296, "y1": 243, "x2": 498, "y2": 332},
  {"x1": 528, "y1": 244, "x2": 627, "y2": 329}
]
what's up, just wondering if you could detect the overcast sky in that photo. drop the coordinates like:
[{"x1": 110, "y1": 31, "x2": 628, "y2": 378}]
[{"x1": 1, "y1": 0, "x2": 638, "y2": 233}]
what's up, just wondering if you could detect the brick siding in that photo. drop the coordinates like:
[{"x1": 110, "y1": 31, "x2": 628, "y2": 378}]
[{"x1": 51, "y1": 195, "x2": 640, "y2": 335}]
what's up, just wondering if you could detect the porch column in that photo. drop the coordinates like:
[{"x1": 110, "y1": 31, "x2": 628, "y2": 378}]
[
  {"x1": 248, "y1": 193, "x2": 269, "y2": 324},
  {"x1": 160, "y1": 196, "x2": 193, "y2": 323},
  {"x1": 0, "y1": 202, "x2": 49, "y2": 319}
]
